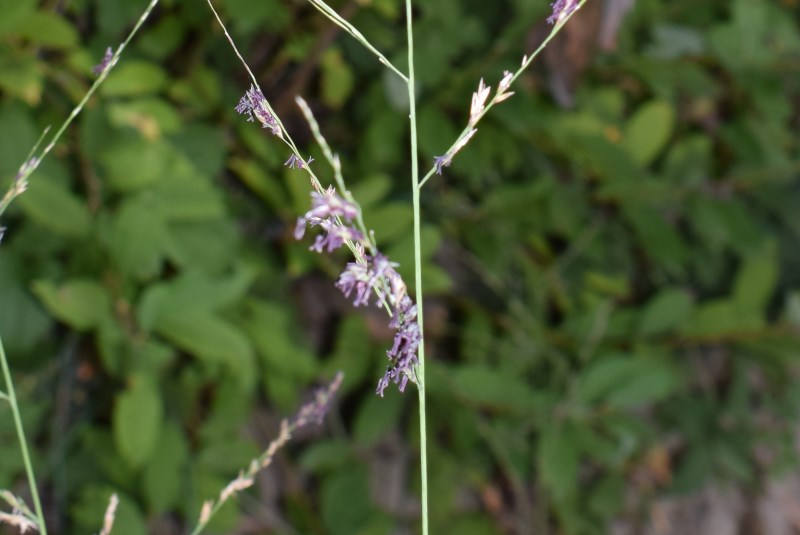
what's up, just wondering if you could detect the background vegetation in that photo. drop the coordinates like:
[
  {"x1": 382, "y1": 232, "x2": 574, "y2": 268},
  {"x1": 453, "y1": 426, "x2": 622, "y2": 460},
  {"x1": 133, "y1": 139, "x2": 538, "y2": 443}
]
[{"x1": 1, "y1": 0, "x2": 800, "y2": 533}]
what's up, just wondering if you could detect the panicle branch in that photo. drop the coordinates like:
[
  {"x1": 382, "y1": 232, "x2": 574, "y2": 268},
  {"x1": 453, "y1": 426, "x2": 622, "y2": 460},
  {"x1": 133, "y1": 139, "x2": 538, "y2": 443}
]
[
  {"x1": 420, "y1": 0, "x2": 589, "y2": 188},
  {"x1": 189, "y1": 373, "x2": 343, "y2": 535}
]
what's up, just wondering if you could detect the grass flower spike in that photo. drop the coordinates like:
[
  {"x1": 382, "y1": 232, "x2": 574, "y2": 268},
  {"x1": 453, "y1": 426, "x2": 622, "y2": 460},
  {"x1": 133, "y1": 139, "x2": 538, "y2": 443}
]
[{"x1": 235, "y1": 85, "x2": 282, "y2": 136}]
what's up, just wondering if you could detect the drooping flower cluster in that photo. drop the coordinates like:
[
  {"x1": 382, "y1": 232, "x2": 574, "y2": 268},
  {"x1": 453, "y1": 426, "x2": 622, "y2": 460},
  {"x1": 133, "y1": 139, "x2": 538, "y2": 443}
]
[
  {"x1": 293, "y1": 186, "x2": 420, "y2": 395},
  {"x1": 547, "y1": 0, "x2": 579, "y2": 25},
  {"x1": 235, "y1": 85, "x2": 282, "y2": 136},
  {"x1": 337, "y1": 254, "x2": 420, "y2": 396},
  {"x1": 294, "y1": 187, "x2": 364, "y2": 253},
  {"x1": 234, "y1": 83, "x2": 421, "y2": 397}
]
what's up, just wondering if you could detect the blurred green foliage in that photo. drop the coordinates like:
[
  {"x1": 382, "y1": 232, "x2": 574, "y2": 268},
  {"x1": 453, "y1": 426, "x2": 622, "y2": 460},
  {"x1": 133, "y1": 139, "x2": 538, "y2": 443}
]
[{"x1": 1, "y1": 0, "x2": 800, "y2": 533}]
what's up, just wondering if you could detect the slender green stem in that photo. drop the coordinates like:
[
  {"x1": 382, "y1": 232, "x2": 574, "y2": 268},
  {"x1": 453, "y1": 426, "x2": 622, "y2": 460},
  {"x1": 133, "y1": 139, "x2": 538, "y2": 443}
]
[
  {"x1": 404, "y1": 1, "x2": 428, "y2": 533},
  {"x1": 0, "y1": 335, "x2": 47, "y2": 535},
  {"x1": 306, "y1": 0, "x2": 408, "y2": 82}
]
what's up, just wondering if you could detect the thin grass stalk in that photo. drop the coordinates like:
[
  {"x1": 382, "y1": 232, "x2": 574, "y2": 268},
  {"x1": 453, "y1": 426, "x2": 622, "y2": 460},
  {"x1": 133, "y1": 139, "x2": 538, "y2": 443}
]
[
  {"x1": 403, "y1": 1, "x2": 428, "y2": 533},
  {"x1": 0, "y1": 335, "x2": 46, "y2": 535},
  {"x1": 305, "y1": 0, "x2": 408, "y2": 82}
]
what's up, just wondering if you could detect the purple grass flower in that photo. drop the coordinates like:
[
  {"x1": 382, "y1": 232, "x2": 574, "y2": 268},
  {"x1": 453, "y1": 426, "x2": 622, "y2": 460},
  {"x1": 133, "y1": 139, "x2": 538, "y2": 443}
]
[
  {"x1": 433, "y1": 155, "x2": 451, "y2": 175},
  {"x1": 93, "y1": 47, "x2": 114, "y2": 76},
  {"x1": 236, "y1": 85, "x2": 281, "y2": 136},
  {"x1": 295, "y1": 187, "x2": 359, "y2": 239},
  {"x1": 547, "y1": 0, "x2": 579, "y2": 24},
  {"x1": 336, "y1": 253, "x2": 400, "y2": 308},
  {"x1": 285, "y1": 154, "x2": 314, "y2": 169},
  {"x1": 292, "y1": 372, "x2": 344, "y2": 428},
  {"x1": 377, "y1": 296, "x2": 421, "y2": 396},
  {"x1": 309, "y1": 220, "x2": 363, "y2": 253},
  {"x1": 433, "y1": 128, "x2": 476, "y2": 175}
]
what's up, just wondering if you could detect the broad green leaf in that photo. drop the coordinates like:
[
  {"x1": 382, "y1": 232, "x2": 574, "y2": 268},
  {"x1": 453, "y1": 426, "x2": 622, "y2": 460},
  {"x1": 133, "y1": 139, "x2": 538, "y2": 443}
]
[
  {"x1": 577, "y1": 354, "x2": 681, "y2": 409},
  {"x1": 538, "y1": 421, "x2": 580, "y2": 502},
  {"x1": 141, "y1": 423, "x2": 188, "y2": 512},
  {"x1": 16, "y1": 11, "x2": 78, "y2": 48},
  {"x1": 321, "y1": 465, "x2": 372, "y2": 535},
  {"x1": 349, "y1": 173, "x2": 392, "y2": 209},
  {"x1": 450, "y1": 364, "x2": 540, "y2": 412},
  {"x1": 320, "y1": 48, "x2": 354, "y2": 109},
  {"x1": 353, "y1": 390, "x2": 404, "y2": 445},
  {"x1": 682, "y1": 299, "x2": 762, "y2": 338},
  {"x1": 113, "y1": 377, "x2": 163, "y2": 469},
  {"x1": 137, "y1": 268, "x2": 255, "y2": 329},
  {"x1": 622, "y1": 100, "x2": 675, "y2": 166},
  {"x1": 0, "y1": 257, "x2": 51, "y2": 355},
  {"x1": 109, "y1": 196, "x2": 169, "y2": 280},
  {"x1": 100, "y1": 140, "x2": 172, "y2": 191},
  {"x1": 17, "y1": 176, "x2": 90, "y2": 238},
  {"x1": 153, "y1": 176, "x2": 225, "y2": 221},
  {"x1": 154, "y1": 311, "x2": 256, "y2": 389},
  {"x1": 107, "y1": 98, "x2": 182, "y2": 139},
  {"x1": 101, "y1": 61, "x2": 168, "y2": 97},
  {"x1": 733, "y1": 241, "x2": 778, "y2": 314},
  {"x1": 229, "y1": 157, "x2": 288, "y2": 212},
  {"x1": 164, "y1": 219, "x2": 239, "y2": 273},
  {"x1": 0, "y1": 0, "x2": 35, "y2": 37},
  {"x1": 638, "y1": 288, "x2": 694, "y2": 336},
  {"x1": 32, "y1": 279, "x2": 110, "y2": 330},
  {"x1": 244, "y1": 300, "x2": 317, "y2": 379},
  {"x1": 299, "y1": 440, "x2": 353, "y2": 472}
]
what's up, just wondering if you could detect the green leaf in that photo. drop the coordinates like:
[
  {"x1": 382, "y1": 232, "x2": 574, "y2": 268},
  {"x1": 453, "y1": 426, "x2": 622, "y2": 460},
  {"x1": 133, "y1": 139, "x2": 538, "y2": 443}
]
[
  {"x1": 100, "y1": 140, "x2": 172, "y2": 192},
  {"x1": 638, "y1": 288, "x2": 694, "y2": 336},
  {"x1": 137, "y1": 268, "x2": 255, "y2": 329},
  {"x1": 450, "y1": 364, "x2": 541, "y2": 413},
  {"x1": 353, "y1": 389, "x2": 404, "y2": 445},
  {"x1": 164, "y1": 220, "x2": 239, "y2": 273},
  {"x1": 141, "y1": 423, "x2": 188, "y2": 512},
  {"x1": 538, "y1": 421, "x2": 580, "y2": 502},
  {"x1": 244, "y1": 300, "x2": 317, "y2": 379},
  {"x1": 107, "y1": 98, "x2": 182, "y2": 138},
  {"x1": 17, "y1": 176, "x2": 90, "y2": 238},
  {"x1": 32, "y1": 279, "x2": 110, "y2": 330},
  {"x1": 101, "y1": 61, "x2": 168, "y2": 97},
  {"x1": 154, "y1": 311, "x2": 256, "y2": 389},
  {"x1": 0, "y1": 257, "x2": 51, "y2": 355},
  {"x1": 681, "y1": 299, "x2": 762, "y2": 338},
  {"x1": 621, "y1": 100, "x2": 675, "y2": 166},
  {"x1": 109, "y1": 196, "x2": 169, "y2": 280},
  {"x1": 733, "y1": 241, "x2": 778, "y2": 314},
  {"x1": 577, "y1": 354, "x2": 682, "y2": 409},
  {"x1": 320, "y1": 48, "x2": 354, "y2": 109},
  {"x1": 113, "y1": 377, "x2": 163, "y2": 469},
  {"x1": 156, "y1": 312, "x2": 252, "y2": 363},
  {"x1": 0, "y1": 0, "x2": 35, "y2": 38},
  {"x1": 16, "y1": 11, "x2": 78, "y2": 48},
  {"x1": 321, "y1": 465, "x2": 372, "y2": 535}
]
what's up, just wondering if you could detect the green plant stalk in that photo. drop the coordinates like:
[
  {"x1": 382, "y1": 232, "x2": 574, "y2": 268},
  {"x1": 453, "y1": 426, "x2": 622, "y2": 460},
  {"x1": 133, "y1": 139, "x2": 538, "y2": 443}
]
[
  {"x1": 306, "y1": 0, "x2": 408, "y2": 83},
  {"x1": 0, "y1": 335, "x2": 46, "y2": 535},
  {"x1": 404, "y1": 0, "x2": 428, "y2": 534}
]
